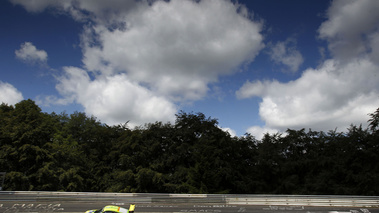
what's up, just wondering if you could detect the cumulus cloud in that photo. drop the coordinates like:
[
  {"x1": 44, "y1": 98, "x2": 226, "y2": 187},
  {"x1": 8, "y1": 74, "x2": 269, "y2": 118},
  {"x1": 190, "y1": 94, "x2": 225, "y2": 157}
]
[
  {"x1": 55, "y1": 66, "x2": 177, "y2": 127},
  {"x1": 15, "y1": 42, "x2": 48, "y2": 64},
  {"x1": 238, "y1": 0, "x2": 379, "y2": 138},
  {"x1": 318, "y1": 0, "x2": 379, "y2": 62},
  {"x1": 81, "y1": 0, "x2": 264, "y2": 101},
  {"x1": 238, "y1": 59, "x2": 379, "y2": 132},
  {"x1": 267, "y1": 39, "x2": 304, "y2": 72},
  {"x1": 13, "y1": 0, "x2": 265, "y2": 127},
  {"x1": 0, "y1": 81, "x2": 24, "y2": 105}
]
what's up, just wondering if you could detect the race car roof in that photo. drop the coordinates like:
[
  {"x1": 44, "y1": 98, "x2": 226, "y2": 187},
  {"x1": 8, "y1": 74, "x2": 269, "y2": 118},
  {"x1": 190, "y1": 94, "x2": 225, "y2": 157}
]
[{"x1": 103, "y1": 205, "x2": 128, "y2": 213}]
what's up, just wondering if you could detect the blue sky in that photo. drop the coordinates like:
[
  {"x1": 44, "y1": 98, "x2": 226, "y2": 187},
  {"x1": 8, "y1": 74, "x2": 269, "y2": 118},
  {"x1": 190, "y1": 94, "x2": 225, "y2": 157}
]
[{"x1": 1, "y1": 0, "x2": 379, "y2": 138}]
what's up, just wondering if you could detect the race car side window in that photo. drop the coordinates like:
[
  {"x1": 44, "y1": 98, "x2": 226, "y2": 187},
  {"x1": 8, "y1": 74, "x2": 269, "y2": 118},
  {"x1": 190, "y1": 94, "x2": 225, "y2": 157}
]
[{"x1": 103, "y1": 211, "x2": 119, "y2": 213}]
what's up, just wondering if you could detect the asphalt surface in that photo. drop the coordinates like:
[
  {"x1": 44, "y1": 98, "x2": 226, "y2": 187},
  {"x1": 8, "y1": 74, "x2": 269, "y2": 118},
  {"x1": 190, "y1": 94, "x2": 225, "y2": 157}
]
[{"x1": 1, "y1": 201, "x2": 379, "y2": 213}]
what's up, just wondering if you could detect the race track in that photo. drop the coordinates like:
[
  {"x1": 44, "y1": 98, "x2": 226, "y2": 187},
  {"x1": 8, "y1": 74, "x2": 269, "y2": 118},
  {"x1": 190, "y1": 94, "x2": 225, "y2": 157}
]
[{"x1": 1, "y1": 192, "x2": 379, "y2": 213}]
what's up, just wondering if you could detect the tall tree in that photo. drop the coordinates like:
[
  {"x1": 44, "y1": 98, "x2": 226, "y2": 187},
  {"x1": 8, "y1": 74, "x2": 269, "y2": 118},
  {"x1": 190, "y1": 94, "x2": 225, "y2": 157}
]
[
  {"x1": 0, "y1": 100, "x2": 58, "y2": 190},
  {"x1": 368, "y1": 107, "x2": 379, "y2": 132}
]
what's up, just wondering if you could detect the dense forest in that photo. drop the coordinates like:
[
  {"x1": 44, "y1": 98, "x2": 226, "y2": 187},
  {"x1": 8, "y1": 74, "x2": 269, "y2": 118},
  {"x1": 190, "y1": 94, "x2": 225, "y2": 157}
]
[{"x1": 1, "y1": 99, "x2": 379, "y2": 195}]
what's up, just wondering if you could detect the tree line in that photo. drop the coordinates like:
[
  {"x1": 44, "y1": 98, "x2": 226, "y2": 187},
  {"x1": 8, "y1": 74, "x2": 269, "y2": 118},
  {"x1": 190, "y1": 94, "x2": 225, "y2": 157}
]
[{"x1": 1, "y1": 99, "x2": 379, "y2": 195}]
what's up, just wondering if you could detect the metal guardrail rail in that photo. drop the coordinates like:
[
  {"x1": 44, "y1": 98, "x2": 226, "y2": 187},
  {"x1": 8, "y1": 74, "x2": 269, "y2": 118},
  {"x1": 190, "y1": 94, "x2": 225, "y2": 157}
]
[{"x1": 0, "y1": 191, "x2": 378, "y2": 208}]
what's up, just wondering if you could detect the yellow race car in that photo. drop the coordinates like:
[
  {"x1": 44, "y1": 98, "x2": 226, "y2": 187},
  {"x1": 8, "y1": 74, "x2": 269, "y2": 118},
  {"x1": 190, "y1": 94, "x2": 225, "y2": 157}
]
[{"x1": 85, "y1": 205, "x2": 135, "y2": 213}]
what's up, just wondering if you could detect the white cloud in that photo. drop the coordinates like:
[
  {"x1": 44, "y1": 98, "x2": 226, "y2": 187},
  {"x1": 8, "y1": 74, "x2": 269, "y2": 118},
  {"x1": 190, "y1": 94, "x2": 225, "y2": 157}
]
[
  {"x1": 237, "y1": 0, "x2": 379, "y2": 136},
  {"x1": 236, "y1": 79, "x2": 268, "y2": 100},
  {"x1": 220, "y1": 127, "x2": 237, "y2": 137},
  {"x1": 267, "y1": 39, "x2": 304, "y2": 72},
  {"x1": 21, "y1": 0, "x2": 265, "y2": 127},
  {"x1": 246, "y1": 126, "x2": 280, "y2": 140},
  {"x1": 15, "y1": 42, "x2": 48, "y2": 64},
  {"x1": 238, "y1": 58, "x2": 379, "y2": 133},
  {"x1": 10, "y1": 0, "x2": 137, "y2": 23},
  {"x1": 55, "y1": 66, "x2": 177, "y2": 127},
  {"x1": 81, "y1": 0, "x2": 264, "y2": 101},
  {"x1": 318, "y1": 0, "x2": 379, "y2": 62},
  {"x1": 0, "y1": 81, "x2": 24, "y2": 105}
]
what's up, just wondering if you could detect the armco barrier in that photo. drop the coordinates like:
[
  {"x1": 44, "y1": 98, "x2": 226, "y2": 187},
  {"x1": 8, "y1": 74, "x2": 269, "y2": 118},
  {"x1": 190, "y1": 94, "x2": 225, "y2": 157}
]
[{"x1": 0, "y1": 192, "x2": 379, "y2": 207}]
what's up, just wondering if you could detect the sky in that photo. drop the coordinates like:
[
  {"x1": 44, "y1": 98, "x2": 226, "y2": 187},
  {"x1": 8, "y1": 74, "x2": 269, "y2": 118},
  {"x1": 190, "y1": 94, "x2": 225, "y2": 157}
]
[{"x1": 1, "y1": 0, "x2": 379, "y2": 139}]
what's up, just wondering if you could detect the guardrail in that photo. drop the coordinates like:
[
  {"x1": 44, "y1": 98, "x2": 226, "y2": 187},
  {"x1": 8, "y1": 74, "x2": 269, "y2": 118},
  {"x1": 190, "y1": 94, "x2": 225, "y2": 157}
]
[{"x1": 1, "y1": 191, "x2": 379, "y2": 208}]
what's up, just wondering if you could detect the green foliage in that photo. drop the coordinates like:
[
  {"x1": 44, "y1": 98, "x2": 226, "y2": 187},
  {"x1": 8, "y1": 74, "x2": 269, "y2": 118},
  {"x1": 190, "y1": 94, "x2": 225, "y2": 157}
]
[
  {"x1": 1, "y1": 100, "x2": 379, "y2": 195},
  {"x1": 368, "y1": 107, "x2": 379, "y2": 132}
]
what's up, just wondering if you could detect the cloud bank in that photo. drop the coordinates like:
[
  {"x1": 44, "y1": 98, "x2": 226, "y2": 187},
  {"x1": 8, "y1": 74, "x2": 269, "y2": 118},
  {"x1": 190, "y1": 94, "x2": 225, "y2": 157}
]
[
  {"x1": 12, "y1": 0, "x2": 379, "y2": 137},
  {"x1": 12, "y1": 0, "x2": 264, "y2": 127},
  {"x1": 238, "y1": 0, "x2": 379, "y2": 136}
]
